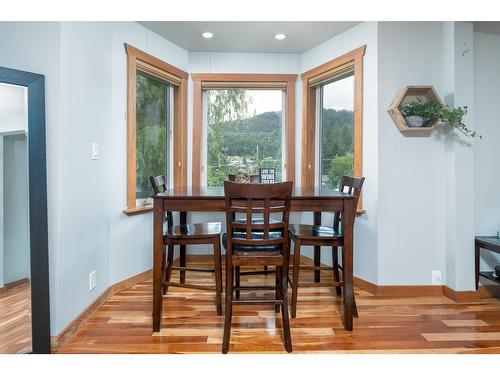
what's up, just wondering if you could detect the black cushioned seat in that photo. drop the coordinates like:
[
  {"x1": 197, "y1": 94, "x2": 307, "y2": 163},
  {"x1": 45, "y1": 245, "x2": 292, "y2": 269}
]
[
  {"x1": 222, "y1": 231, "x2": 283, "y2": 252},
  {"x1": 289, "y1": 224, "x2": 342, "y2": 241}
]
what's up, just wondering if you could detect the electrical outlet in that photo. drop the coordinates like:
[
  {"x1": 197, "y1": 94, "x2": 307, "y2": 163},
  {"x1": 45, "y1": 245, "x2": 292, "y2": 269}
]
[
  {"x1": 89, "y1": 271, "x2": 96, "y2": 291},
  {"x1": 432, "y1": 270, "x2": 442, "y2": 285}
]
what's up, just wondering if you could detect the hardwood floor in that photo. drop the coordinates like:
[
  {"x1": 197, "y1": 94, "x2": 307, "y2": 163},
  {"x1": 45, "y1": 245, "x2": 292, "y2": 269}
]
[
  {"x1": 0, "y1": 279, "x2": 32, "y2": 354},
  {"x1": 57, "y1": 256, "x2": 500, "y2": 354}
]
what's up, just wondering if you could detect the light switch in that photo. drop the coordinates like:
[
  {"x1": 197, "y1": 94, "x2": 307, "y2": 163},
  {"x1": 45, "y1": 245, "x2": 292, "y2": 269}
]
[{"x1": 91, "y1": 142, "x2": 99, "y2": 160}]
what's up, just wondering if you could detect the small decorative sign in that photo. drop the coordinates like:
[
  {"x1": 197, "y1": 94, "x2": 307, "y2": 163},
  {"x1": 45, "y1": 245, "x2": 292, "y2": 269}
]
[{"x1": 259, "y1": 168, "x2": 276, "y2": 184}]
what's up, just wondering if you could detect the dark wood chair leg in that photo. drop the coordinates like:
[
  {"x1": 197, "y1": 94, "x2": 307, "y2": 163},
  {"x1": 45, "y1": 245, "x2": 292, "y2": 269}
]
[
  {"x1": 179, "y1": 212, "x2": 187, "y2": 284},
  {"x1": 235, "y1": 266, "x2": 240, "y2": 300},
  {"x1": 281, "y1": 243, "x2": 292, "y2": 352},
  {"x1": 291, "y1": 239, "x2": 301, "y2": 319},
  {"x1": 222, "y1": 256, "x2": 233, "y2": 354},
  {"x1": 213, "y1": 238, "x2": 223, "y2": 316},
  {"x1": 475, "y1": 243, "x2": 480, "y2": 290},
  {"x1": 179, "y1": 245, "x2": 186, "y2": 284},
  {"x1": 275, "y1": 266, "x2": 281, "y2": 313},
  {"x1": 332, "y1": 246, "x2": 342, "y2": 296},
  {"x1": 161, "y1": 246, "x2": 166, "y2": 294},
  {"x1": 353, "y1": 294, "x2": 359, "y2": 318},
  {"x1": 163, "y1": 245, "x2": 174, "y2": 295},
  {"x1": 341, "y1": 248, "x2": 358, "y2": 318},
  {"x1": 314, "y1": 212, "x2": 322, "y2": 283}
]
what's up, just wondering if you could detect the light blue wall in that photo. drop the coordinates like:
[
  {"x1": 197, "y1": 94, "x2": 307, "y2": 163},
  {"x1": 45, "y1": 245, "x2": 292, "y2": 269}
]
[
  {"x1": 474, "y1": 31, "x2": 500, "y2": 273},
  {"x1": 301, "y1": 21, "x2": 379, "y2": 284},
  {"x1": 0, "y1": 21, "x2": 63, "y2": 334},
  {"x1": 3, "y1": 133, "x2": 30, "y2": 284},
  {"x1": 0, "y1": 21, "x2": 190, "y2": 335},
  {"x1": 377, "y1": 22, "x2": 447, "y2": 286}
]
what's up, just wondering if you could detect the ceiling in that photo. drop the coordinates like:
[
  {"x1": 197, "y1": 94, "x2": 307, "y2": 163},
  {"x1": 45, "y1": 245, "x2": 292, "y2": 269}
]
[{"x1": 138, "y1": 21, "x2": 360, "y2": 53}]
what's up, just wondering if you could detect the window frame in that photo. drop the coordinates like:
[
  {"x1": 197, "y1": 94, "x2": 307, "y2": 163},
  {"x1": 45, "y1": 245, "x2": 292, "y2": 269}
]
[
  {"x1": 191, "y1": 73, "x2": 297, "y2": 188},
  {"x1": 301, "y1": 45, "x2": 365, "y2": 212},
  {"x1": 124, "y1": 44, "x2": 188, "y2": 215}
]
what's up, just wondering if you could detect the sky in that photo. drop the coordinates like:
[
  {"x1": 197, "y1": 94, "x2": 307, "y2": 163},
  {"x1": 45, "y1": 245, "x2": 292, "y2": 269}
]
[{"x1": 245, "y1": 74, "x2": 354, "y2": 117}]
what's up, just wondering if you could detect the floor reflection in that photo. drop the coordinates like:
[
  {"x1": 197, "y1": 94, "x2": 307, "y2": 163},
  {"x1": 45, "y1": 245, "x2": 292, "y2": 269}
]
[{"x1": 0, "y1": 279, "x2": 31, "y2": 353}]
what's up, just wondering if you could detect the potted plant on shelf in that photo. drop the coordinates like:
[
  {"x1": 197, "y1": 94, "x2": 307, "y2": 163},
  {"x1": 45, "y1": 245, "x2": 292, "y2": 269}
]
[
  {"x1": 399, "y1": 99, "x2": 482, "y2": 138},
  {"x1": 400, "y1": 100, "x2": 442, "y2": 128}
]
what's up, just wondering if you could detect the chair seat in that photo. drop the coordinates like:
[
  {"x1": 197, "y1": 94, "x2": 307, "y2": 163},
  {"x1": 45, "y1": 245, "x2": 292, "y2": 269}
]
[
  {"x1": 165, "y1": 222, "x2": 221, "y2": 239},
  {"x1": 222, "y1": 231, "x2": 282, "y2": 252},
  {"x1": 289, "y1": 224, "x2": 342, "y2": 241}
]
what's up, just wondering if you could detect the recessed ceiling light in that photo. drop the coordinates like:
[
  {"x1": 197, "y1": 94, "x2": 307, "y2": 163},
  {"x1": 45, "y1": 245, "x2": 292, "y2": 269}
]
[
  {"x1": 201, "y1": 32, "x2": 214, "y2": 39},
  {"x1": 274, "y1": 33, "x2": 286, "y2": 40}
]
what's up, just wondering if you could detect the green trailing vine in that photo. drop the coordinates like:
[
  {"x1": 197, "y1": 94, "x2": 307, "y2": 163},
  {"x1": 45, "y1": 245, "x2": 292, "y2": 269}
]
[{"x1": 399, "y1": 99, "x2": 482, "y2": 138}]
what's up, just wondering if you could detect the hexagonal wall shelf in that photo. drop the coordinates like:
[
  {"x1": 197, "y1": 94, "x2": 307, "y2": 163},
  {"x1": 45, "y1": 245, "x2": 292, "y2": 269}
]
[{"x1": 388, "y1": 85, "x2": 444, "y2": 133}]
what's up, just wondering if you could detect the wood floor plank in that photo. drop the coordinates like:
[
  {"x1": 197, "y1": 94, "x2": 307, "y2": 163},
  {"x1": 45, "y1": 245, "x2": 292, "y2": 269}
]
[
  {"x1": 56, "y1": 256, "x2": 500, "y2": 354},
  {"x1": 0, "y1": 280, "x2": 32, "y2": 353},
  {"x1": 442, "y1": 319, "x2": 488, "y2": 327},
  {"x1": 422, "y1": 332, "x2": 500, "y2": 341}
]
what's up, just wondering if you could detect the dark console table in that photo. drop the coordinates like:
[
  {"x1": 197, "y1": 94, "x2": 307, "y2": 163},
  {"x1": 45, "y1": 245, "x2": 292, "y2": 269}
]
[{"x1": 475, "y1": 236, "x2": 500, "y2": 290}]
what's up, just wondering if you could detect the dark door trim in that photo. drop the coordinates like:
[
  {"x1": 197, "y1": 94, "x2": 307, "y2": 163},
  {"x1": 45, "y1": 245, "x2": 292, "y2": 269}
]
[{"x1": 0, "y1": 66, "x2": 51, "y2": 354}]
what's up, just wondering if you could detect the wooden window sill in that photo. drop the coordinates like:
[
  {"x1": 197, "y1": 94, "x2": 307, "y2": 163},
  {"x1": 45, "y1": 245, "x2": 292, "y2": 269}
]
[{"x1": 123, "y1": 205, "x2": 153, "y2": 216}]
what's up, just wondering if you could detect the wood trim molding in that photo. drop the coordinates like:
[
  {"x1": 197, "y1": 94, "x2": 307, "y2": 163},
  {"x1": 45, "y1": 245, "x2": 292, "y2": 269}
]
[
  {"x1": 301, "y1": 45, "x2": 366, "y2": 80},
  {"x1": 125, "y1": 44, "x2": 188, "y2": 80},
  {"x1": 123, "y1": 205, "x2": 153, "y2": 216},
  {"x1": 191, "y1": 73, "x2": 297, "y2": 188},
  {"x1": 285, "y1": 80, "x2": 296, "y2": 183},
  {"x1": 301, "y1": 82, "x2": 316, "y2": 188},
  {"x1": 0, "y1": 278, "x2": 30, "y2": 294},
  {"x1": 126, "y1": 53, "x2": 137, "y2": 210},
  {"x1": 173, "y1": 79, "x2": 188, "y2": 188},
  {"x1": 125, "y1": 44, "x2": 188, "y2": 212},
  {"x1": 192, "y1": 79, "x2": 203, "y2": 188},
  {"x1": 191, "y1": 73, "x2": 297, "y2": 83},
  {"x1": 442, "y1": 285, "x2": 480, "y2": 302},
  {"x1": 51, "y1": 269, "x2": 152, "y2": 351},
  {"x1": 300, "y1": 45, "x2": 366, "y2": 213},
  {"x1": 300, "y1": 255, "x2": 480, "y2": 301}
]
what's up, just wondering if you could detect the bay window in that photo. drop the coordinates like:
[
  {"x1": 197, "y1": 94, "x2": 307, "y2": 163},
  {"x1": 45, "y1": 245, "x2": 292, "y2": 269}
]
[
  {"x1": 301, "y1": 45, "x2": 365, "y2": 211},
  {"x1": 124, "y1": 44, "x2": 188, "y2": 214},
  {"x1": 192, "y1": 74, "x2": 297, "y2": 188}
]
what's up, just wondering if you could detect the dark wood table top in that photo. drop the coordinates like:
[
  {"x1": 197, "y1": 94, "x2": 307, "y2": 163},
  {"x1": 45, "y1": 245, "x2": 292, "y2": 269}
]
[{"x1": 153, "y1": 186, "x2": 355, "y2": 200}]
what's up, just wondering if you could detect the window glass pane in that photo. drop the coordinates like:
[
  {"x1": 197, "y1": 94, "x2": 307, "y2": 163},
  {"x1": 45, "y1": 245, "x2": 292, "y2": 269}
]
[
  {"x1": 136, "y1": 72, "x2": 169, "y2": 199},
  {"x1": 206, "y1": 89, "x2": 283, "y2": 187},
  {"x1": 320, "y1": 73, "x2": 354, "y2": 188}
]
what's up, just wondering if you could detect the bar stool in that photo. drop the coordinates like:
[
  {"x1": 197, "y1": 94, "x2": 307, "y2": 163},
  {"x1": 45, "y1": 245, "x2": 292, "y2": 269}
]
[
  {"x1": 288, "y1": 176, "x2": 365, "y2": 320},
  {"x1": 222, "y1": 181, "x2": 293, "y2": 353},
  {"x1": 150, "y1": 175, "x2": 223, "y2": 315}
]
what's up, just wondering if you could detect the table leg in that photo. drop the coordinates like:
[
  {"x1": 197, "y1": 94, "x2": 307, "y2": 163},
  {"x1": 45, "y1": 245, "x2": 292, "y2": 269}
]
[
  {"x1": 475, "y1": 243, "x2": 480, "y2": 290},
  {"x1": 314, "y1": 211, "x2": 321, "y2": 283},
  {"x1": 153, "y1": 198, "x2": 164, "y2": 332},
  {"x1": 342, "y1": 199, "x2": 355, "y2": 331},
  {"x1": 180, "y1": 211, "x2": 187, "y2": 284}
]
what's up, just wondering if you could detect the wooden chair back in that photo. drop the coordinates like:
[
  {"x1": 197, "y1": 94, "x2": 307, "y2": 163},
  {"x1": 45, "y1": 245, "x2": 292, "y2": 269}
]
[
  {"x1": 224, "y1": 181, "x2": 293, "y2": 254},
  {"x1": 150, "y1": 175, "x2": 173, "y2": 228},
  {"x1": 333, "y1": 176, "x2": 365, "y2": 231}
]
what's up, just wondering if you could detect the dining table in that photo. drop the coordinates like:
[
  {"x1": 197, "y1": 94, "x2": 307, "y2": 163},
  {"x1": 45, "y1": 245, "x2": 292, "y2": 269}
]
[{"x1": 152, "y1": 186, "x2": 357, "y2": 332}]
